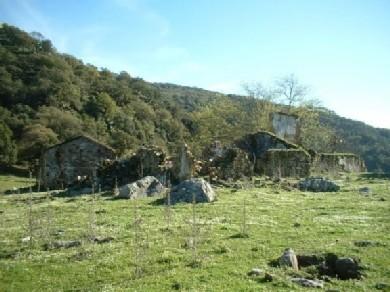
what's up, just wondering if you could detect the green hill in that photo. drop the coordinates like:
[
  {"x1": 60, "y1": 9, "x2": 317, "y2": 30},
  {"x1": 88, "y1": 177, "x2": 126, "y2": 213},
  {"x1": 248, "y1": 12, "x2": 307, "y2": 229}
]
[{"x1": 0, "y1": 24, "x2": 389, "y2": 172}]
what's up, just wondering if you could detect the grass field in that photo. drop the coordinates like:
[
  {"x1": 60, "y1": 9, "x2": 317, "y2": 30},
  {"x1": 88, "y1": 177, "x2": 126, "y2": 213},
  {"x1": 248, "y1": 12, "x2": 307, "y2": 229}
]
[{"x1": 0, "y1": 174, "x2": 389, "y2": 291}]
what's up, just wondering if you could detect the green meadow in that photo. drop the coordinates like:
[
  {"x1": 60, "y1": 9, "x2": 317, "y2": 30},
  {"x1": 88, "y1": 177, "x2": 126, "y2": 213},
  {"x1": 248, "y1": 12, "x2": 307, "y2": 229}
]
[{"x1": 0, "y1": 175, "x2": 389, "y2": 291}]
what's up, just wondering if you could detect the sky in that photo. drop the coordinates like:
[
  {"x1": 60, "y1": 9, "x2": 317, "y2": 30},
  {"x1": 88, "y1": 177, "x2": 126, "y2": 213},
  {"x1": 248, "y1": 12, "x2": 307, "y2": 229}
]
[{"x1": 1, "y1": 0, "x2": 389, "y2": 128}]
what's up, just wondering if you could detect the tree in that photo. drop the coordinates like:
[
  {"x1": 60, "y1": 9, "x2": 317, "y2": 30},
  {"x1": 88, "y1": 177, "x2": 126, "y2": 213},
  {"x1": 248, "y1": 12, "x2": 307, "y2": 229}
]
[
  {"x1": 19, "y1": 124, "x2": 59, "y2": 160},
  {"x1": 242, "y1": 82, "x2": 278, "y2": 131},
  {"x1": 0, "y1": 122, "x2": 17, "y2": 164},
  {"x1": 37, "y1": 106, "x2": 83, "y2": 140},
  {"x1": 86, "y1": 92, "x2": 117, "y2": 120},
  {"x1": 275, "y1": 74, "x2": 308, "y2": 108}
]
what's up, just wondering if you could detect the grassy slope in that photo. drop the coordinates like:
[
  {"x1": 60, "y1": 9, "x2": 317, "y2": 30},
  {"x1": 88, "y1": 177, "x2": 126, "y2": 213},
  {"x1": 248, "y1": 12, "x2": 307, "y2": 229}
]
[
  {"x1": 0, "y1": 175, "x2": 389, "y2": 291},
  {"x1": 0, "y1": 175, "x2": 35, "y2": 193}
]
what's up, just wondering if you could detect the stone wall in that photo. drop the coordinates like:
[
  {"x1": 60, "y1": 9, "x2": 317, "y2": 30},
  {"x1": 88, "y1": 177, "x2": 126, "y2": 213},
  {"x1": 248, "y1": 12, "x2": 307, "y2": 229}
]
[
  {"x1": 271, "y1": 112, "x2": 300, "y2": 143},
  {"x1": 234, "y1": 131, "x2": 299, "y2": 174},
  {"x1": 264, "y1": 149, "x2": 311, "y2": 178},
  {"x1": 312, "y1": 153, "x2": 366, "y2": 174},
  {"x1": 41, "y1": 136, "x2": 115, "y2": 189},
  {"x1": 98, "y1": 146, "x2": 167, "y2": 188}
]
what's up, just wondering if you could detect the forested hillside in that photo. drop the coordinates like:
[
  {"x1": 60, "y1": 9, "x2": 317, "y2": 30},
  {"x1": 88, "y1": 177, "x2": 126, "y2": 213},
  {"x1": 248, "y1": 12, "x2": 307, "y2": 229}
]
[{"x1": 0, "y1": 24, "x2": 389, "y2": 172}]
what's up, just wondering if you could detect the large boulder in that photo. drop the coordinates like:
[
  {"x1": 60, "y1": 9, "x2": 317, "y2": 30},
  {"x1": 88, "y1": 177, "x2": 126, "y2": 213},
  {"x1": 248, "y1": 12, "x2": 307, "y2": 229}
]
[
  {"x1": 117, "y1": 176, "x2": 164, "y2": 199},
  {"x1": 170, "y1": 178, "x2": 216, "y2": 204},
  {"x1": 334, "y1": 257, "x2": 362, "y2": 280},
  {"x1": 298, "y1": 177, "x2": 340, "y2": 192},
  {"x1": 278, "y1": 248, "x2": 299, "y2": 271}
]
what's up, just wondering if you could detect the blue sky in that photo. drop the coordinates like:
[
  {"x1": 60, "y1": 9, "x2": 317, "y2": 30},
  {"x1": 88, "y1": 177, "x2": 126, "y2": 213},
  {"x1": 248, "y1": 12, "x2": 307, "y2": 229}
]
[{"x1": 1, "y1": 0, "x2": 389, "y2": 128}]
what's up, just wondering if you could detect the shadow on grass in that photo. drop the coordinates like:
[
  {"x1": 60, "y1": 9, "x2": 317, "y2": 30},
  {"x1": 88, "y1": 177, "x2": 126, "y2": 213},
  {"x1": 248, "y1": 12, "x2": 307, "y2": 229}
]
[
  {"x1": 229, "y1": 232, "x2": 249, "y2": 239},
  {"x1": 359, "y1": 173, "x2": 390, "y2": 179}
]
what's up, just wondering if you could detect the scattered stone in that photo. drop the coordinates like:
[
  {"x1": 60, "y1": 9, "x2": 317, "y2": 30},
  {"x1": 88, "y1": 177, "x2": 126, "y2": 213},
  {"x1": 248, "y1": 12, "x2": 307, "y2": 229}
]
[
  {"x1": 264, "y1": 272, "x2": 274, "y2": 282},
  {"x1": 359, "y1": 187, "x2": 371, "y2": 195},
  {"x1": 21, "y1": 236, "x2": 31, "y2": 243},
  {"x1": 334, "y1": 257, "x2": 362, "y2": 280},
  {"x1": 247, "y1": 268, "x2": 263, "y2": 276},
  {"x1": 291, "y1": 278, "x2": 324, "y2": 288},
  {"x1": 298, "y1": 177, "x2": 340, "y2": 192},
  {"x1": 117, "y1": 176, "x2": 164, "y2": 199},
  {"x1": 52, "y1": 229, "x2": 65, "y2": 236},
  {"x1": 43, "y1": 240, "x2": 81, "y2": 250},
  {"x1": 170, "y1": 178, "x2": 216, "y2": 204},
  {"x1": 375, "y1": 283, "x2": 389, "y2": 290},
  {"x1": 354, "y1": 240, "x2": 381, "y2": 247},
  {"x1": 93, "y1": 236, "x2": 115, "y2": 244},
  {"x1": 278, "y1": 248, "x2": 299, "y2": 271}
]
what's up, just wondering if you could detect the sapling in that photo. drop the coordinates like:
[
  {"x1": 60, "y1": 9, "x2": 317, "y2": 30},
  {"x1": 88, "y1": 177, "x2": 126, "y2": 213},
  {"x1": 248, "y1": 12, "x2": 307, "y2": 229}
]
[{"x1": 27, "y1": 171, "x2": 34, "y2": 250}]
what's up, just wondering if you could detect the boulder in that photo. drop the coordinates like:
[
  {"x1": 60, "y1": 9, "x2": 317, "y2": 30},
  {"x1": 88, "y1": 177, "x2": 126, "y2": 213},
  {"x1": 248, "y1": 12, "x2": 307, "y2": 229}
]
[
  {"x1": 334, "y1": 257, "x2": 362, "y2": 280},
  {"x1": 298, "y1": 177, "x2": 340, "y2": 192},
  {"x1": 170, "y1": 178, "x2": 216, "y2": 204},
  {"x1": 117, "y1": 176, "x2": 164, "y2": 199},
  {"x1": 278, "y1": 248, "x2": 299, "y2": 271}
]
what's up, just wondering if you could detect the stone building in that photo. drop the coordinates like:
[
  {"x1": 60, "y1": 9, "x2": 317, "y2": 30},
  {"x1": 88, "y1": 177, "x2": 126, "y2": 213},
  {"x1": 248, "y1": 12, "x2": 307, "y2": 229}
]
[{"x1": 40, "y1": 136, "x2": 115, "y2": 189}]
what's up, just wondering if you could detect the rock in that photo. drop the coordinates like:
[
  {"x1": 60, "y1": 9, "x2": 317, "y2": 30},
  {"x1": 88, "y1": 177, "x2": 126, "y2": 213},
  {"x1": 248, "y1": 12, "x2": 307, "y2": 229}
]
[
  {"x1": 44, "y1": 240, "x2": 81, "y2": 250},
  {"x1": 21, "y1": 236, "x2": 31, "y2": 243},
  {"x1": 359, "y1": 187, "x2": 371, "y2": 195},
  {"x1": 334, "y1": 257, "x2": 362, "y2": 280},
  {"x1": 296, "y1": 254, "x2": 324, "y2": 267},
  {"x1": 264, "y1": 272, "x2": 274, "y2": 282},
  {"x1": 278, "y1": 248, "x2": 299, "y2": 271},
  {"x1": 117, "y1": 176, "x2": 164, "y2": 199},
  {"x1": 291, "y1": 278, "x2": 324, "y2": 288},
  {"x1": 170, "y1": 178, "x2": 216, "y2": 204},
  {"x1": 247, "y1": 268, "x2": 263, "y2": 276},
  {"x1": 298, "y1": 177, "x2": 340, "y2": 192},
  {"x1": 172, "y1": 143, "x2": 195, "y2": 183}
]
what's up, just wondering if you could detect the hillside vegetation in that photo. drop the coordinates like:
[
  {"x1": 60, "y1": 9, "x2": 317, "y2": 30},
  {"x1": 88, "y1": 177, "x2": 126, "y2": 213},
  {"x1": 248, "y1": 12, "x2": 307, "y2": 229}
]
[{"x1": 1, "y1": 24, "x2": 389, "y2": 172}]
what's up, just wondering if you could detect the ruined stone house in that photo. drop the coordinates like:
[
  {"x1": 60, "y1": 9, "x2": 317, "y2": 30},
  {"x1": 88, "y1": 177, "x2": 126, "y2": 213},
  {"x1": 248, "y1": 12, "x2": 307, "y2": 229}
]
[
  {"x1": 271, "y1": 112, "x2": 300, "y2": 143},
  {"x1": 40, "y1": 136, "x2": 116, "y2": 189}
]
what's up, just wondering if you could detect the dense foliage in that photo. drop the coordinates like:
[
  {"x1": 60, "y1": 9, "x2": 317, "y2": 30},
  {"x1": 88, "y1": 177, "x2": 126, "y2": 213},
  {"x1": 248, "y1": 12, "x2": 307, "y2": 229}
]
[{"x1": 0, "y1": 24, "x2": 389, "y2": 171}]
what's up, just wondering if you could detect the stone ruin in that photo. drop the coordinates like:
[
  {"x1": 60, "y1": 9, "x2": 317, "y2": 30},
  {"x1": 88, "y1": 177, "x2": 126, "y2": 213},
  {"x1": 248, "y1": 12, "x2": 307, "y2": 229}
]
[
  {"x1": 312, "y1": 153, "x2": 366, "y2": 174},
  {"x1": 97, "y1": 145, "x2": 167, "y2": 189},
  {"x1": 264, "y1": 149, "x2": 311, "y2": 178},
  {"x1": 271, "y1": 112, "x2": 300, "y2": 143},
  {"x1": 40, "y1": 135, "x2": 115, "y2": 189},
  {"x1": 39, "y1": 125, "x2": 366, "y2": 194},
  {"x1": 201, "y1": 131, "x2": 365, "y2": 180}
]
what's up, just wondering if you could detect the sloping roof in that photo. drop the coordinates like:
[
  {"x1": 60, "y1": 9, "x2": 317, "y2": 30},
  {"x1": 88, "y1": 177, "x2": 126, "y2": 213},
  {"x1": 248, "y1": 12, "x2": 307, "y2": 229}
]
[{"x1": 44, "y1": 135, "x2": 115, "y2": 153}]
